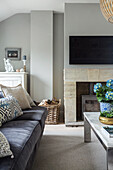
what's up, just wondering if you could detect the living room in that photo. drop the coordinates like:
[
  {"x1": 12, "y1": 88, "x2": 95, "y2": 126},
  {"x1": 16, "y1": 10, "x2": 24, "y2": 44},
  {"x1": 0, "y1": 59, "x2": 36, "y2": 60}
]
[{"x1": 0, "y1": 0, "x2": 113, "y2": 170}]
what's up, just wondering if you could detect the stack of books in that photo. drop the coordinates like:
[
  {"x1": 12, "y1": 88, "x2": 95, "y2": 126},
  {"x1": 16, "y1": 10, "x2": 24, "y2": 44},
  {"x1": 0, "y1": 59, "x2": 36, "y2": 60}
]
[{"x1": 102, "y1": 126, "x2": 113, "y2": 138}]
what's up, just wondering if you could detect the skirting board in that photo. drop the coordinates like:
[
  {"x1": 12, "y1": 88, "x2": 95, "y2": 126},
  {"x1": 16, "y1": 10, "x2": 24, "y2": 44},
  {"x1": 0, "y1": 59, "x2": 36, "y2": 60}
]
[{"x1": 65, "y1": 121, "x2": 84, "y2": 127}]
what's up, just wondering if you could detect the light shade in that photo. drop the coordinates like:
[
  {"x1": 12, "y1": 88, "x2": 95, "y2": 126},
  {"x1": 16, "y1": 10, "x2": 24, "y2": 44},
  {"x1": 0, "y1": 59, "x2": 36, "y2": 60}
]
[{"x1": 100, "y1": 0, "x2": 113, "y2": 23}]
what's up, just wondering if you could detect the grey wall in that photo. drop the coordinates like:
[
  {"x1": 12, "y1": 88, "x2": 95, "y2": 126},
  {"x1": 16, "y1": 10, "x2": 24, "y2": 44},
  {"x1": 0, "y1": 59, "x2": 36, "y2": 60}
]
[
  {"x1": 0, "y1": 14, "x2": 30, "y2": 72},
  {"x1": 65, "y1": 3, "x2": 113, "y2": 69},
  {"x1": 30, "y1": 11, "x2": 53, "y2": 101},
  {"x1": 53, "y1": 13, "x2": 64, "y2": 121},
  {"x1": 0, "y1": 12, "x2": 64, "y2": 110}
]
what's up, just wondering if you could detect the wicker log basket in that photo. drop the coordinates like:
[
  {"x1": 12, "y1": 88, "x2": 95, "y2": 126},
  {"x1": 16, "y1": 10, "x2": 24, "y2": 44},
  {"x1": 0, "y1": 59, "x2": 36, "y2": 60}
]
[{"x1": 39, "y1": 99, "x2": 61, "y2": 124}]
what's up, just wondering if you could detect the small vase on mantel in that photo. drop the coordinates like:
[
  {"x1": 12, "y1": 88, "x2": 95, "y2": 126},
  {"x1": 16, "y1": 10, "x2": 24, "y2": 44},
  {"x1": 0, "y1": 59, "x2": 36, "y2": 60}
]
[{"x1": 94, "y1": 79, "x2": 113, "y2": 125}]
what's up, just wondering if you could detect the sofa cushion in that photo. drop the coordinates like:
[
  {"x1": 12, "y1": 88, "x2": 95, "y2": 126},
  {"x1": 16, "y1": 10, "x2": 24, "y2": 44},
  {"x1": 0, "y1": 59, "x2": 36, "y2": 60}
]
[
  {"x1": 1, "y1": 84, "x2": 31, "y2": 109},
  {"x1": 0, "y1": 120, "x2": 41, "y2": 170},
  {"x1": 24, "y1": 89, "x2": 36, "y2": 107},
  {"x1": 0, "y1": 96, "x2": 23, "y2": 126},
  {"x1": 0, "y1": 91, "x2": 4, "y2": 98},
  {"x1": 16, "y1": 106, "x2": 48, "y2": 129},
  {"x1": 0, "y1": 131, "x2": 13, "y2": 158}
]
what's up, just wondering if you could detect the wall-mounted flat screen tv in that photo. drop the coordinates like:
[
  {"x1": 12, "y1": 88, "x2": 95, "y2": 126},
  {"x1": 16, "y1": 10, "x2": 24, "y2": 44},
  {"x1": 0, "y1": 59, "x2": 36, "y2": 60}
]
[{"x1": 69, "y1": 36, "x2": 113, "y2": 64}]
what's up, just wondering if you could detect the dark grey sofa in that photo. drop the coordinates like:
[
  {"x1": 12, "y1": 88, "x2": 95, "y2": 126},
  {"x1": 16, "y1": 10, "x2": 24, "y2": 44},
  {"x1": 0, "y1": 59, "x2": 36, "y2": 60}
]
[{"x1": 0, "y1": 106, "x2": 48, "y2": 170}]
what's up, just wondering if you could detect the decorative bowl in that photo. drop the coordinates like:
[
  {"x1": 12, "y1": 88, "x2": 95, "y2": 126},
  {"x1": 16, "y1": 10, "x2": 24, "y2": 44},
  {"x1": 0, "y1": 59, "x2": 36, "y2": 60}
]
[{"x1": 99, "y1": 116, "x2": 113, "y2": 125}]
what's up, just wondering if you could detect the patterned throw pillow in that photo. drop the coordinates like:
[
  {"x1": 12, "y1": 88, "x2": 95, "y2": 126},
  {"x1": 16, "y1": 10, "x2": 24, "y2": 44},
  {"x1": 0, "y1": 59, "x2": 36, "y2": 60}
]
[
  {"x1": 0, "y1": 96, "x2": 23, "y2": 126},
  {"x1": 0, "y1": 131, "x2": 13, "y2": 158},
  {"x1": 0, "y1": 91, "x2": 4, "y2": 98}
]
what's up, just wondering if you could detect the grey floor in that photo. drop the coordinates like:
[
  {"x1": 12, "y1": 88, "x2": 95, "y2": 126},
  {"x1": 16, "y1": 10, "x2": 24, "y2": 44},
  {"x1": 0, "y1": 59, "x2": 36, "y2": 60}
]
[{"x1": 32, "y1": 125, "x2": 106, "y2": 170}]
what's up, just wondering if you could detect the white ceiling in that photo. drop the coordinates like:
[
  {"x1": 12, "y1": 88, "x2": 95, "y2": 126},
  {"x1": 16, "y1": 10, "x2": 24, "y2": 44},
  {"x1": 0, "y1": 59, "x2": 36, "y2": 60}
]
[{"x1": 0, "y1": 0, "x2": 99, "y2": 22}]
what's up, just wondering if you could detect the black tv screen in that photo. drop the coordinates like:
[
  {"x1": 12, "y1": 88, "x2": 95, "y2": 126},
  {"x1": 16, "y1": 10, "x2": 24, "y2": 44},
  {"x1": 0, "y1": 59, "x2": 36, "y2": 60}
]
[{"x1": 69, "y1": 36, "x2": 113, "y2": 64}]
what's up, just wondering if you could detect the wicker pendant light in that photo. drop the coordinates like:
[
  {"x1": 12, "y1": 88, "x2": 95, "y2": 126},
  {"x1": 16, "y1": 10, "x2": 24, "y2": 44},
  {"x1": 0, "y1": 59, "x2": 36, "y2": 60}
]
[{"x1": 100, "y1": 0, "x2": 113, "y2": 23}]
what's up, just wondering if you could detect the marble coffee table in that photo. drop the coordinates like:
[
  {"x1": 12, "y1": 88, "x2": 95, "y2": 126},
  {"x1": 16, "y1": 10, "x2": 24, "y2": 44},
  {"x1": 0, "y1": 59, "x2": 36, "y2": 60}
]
[{"x1": 84, "y1": 112, "x2": 113, "y2": 170}]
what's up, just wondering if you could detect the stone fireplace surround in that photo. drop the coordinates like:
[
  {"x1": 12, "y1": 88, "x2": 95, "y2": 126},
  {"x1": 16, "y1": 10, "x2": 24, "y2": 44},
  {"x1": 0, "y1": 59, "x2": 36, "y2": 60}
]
[{"x1": 64, "y1": 68, "x2": 113, "y2": 126}]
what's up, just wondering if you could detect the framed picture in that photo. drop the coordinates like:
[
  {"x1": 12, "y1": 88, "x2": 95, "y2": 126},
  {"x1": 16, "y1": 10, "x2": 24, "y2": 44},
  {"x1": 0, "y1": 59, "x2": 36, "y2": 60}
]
[{"x1": 5, "y1": 48, "x2": 21, "y2": 60}]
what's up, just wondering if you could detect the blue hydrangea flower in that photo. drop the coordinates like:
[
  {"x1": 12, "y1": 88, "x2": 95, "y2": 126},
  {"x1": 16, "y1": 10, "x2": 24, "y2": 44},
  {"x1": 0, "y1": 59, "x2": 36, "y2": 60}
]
[
  {"x1": 94, "y1": 83, "x2": 102, "y2": 93},
  {"x1": 106, "y1": 79, "x2": 113, "y2": 83},
  {"x1": 106, "y1": 79, "x2": 113, "y2": 89},
  {"x1": 105, "y1": 91, "x2": 113, "y2": 100}
]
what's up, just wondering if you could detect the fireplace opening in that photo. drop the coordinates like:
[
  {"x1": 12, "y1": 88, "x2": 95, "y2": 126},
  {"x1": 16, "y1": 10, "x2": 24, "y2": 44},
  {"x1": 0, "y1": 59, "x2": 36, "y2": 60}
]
[
  {"x1": 76, "y1": 82, "x2": 105, "y2": 121},
  {"x1": 82, "y1": 95, "x2": 99, "y2": 120}
]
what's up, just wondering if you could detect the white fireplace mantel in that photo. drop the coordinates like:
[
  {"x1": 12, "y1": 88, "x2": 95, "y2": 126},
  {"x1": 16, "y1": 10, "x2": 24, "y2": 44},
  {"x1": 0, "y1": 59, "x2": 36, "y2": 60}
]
[
  {"x1": 0, "y1": 72, "x2": 28, "y2": 90},
  {"x1": 64, "y1": 68, "x2": 113, "y2": 126}
]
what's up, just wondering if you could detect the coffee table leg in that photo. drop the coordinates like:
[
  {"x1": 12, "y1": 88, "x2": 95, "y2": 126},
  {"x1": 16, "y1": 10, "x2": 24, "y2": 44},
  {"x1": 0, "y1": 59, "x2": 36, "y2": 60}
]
[
  {"x1": 107, "y1": 149, "x2": 113, "y2": 170},
  {"x1": 84, "y1": 116, "x2": 91, "y2": 142}
]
